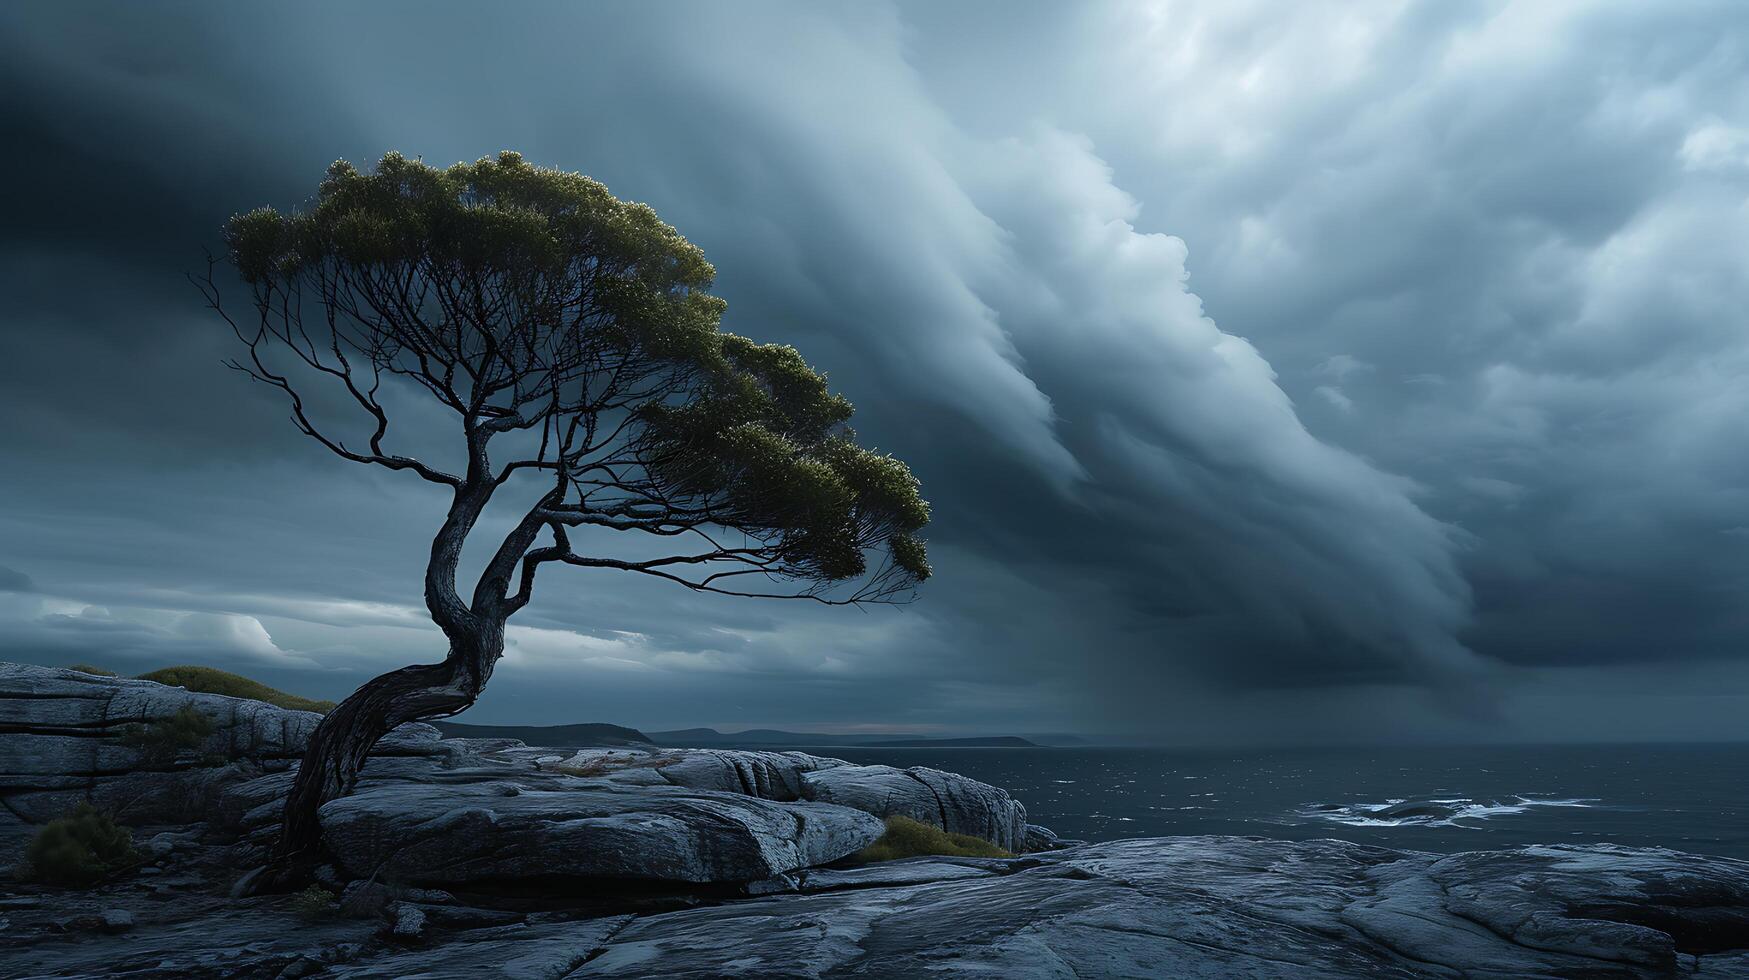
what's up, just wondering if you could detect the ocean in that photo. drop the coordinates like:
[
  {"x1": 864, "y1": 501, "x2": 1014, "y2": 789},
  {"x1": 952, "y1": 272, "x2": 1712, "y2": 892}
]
[{"x1": 800, "y1": 743, "x2": 1749, "y2": 860}]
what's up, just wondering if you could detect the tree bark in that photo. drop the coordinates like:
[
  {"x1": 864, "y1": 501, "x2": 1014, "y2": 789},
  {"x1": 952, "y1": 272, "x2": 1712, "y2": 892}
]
[{"x1": 240, "y1": 621, "x2": 505, "y2": 893}]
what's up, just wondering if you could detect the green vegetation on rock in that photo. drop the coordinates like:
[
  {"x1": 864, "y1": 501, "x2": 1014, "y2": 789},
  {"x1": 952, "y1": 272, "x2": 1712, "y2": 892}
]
[
  {"x1": 852, "y1": 815, "x2": 1012, "y2": 863},
  {"x1": 65, "y1": 664, "x2": 117, "y2": 676},
  {"x1": 290, "y1": 884, "x2": 339, "y2": 922},
  {"x1": 22, "y1": 804, "x2": 138, "y2": 886},
  {"x1": 136, "y1": 665, "x2": 336, "y2": 713},
  {"x1": 119, "y1": 704, "x2": 216, "y2": 765}
]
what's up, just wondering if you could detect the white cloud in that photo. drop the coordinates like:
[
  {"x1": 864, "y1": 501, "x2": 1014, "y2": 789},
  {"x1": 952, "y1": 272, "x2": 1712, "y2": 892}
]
[{"x1": 1314, "y1": 385, "x2": 1355, "y2": 413}]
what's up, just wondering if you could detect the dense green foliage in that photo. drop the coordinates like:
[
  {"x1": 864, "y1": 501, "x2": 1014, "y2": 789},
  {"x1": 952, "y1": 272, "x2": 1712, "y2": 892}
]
[
  {"x1": 225, "y1": 151, "x2": 928, "y2": 599},
  {"x1": 23, "y1": 805, "x2": 138, "y2": 886},
  {"x1": 851, "y1": 815, "x2": 1012, "y2": 863},
  {"x1": 137, "y1": 666, "x2": 336, "y2": 713},
  {"x1": 290, "y1": 884, "x2": 339, "y2": 922}
]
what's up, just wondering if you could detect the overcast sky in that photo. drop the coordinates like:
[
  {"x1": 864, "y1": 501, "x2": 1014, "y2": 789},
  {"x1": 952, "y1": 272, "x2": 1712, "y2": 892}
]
[{"x1": 3, "y1": 1, "x2": 1748, "y2": 743}]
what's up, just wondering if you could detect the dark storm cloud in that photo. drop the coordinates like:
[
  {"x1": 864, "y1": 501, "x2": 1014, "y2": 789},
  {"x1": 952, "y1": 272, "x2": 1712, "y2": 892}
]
[{"x1": 2, "y1": 1, "x2": 1746, "y2": 740}]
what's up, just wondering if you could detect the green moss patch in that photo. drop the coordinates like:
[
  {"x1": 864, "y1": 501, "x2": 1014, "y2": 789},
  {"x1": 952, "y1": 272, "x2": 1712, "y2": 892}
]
[{"x1": 851, "y1": 815, "x2": 1011, "y2": 863}]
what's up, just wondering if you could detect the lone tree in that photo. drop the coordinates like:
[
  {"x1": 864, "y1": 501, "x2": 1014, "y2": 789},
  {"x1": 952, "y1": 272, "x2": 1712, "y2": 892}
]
[{"x1": 199, "y1": 151, "x2": 930, "y2": 888}]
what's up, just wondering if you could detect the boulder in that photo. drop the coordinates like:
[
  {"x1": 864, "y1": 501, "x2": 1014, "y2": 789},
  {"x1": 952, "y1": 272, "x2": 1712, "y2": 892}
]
[
  {"x1": 316, "y1": 775, "x2": 885, "y2": 885},
  {"x1": 654, "y1": 748, "x2": 844, "y2": 800},
  {"x1": 801, "y1": 763, "x2": 1028, "y2": 851},
  {"x1": 1023, "y1": 822, "x2": 1078, "y2": 852}
]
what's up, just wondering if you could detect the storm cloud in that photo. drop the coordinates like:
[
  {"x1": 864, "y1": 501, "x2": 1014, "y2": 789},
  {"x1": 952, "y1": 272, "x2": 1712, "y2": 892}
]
[{"x1": 2, "y1": 1, "x2": 1747, "y2": 741}]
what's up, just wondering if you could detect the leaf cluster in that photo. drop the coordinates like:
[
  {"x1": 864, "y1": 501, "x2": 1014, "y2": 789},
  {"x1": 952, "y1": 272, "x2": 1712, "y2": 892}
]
[{"x1": 212, "y1": 151, "x2": 928, "y2": 616}]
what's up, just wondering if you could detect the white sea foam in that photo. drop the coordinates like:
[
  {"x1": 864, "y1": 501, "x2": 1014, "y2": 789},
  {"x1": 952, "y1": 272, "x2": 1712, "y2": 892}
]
[{"x1": 1298, "y1": 795, "x2": 1600, "y2": 829}]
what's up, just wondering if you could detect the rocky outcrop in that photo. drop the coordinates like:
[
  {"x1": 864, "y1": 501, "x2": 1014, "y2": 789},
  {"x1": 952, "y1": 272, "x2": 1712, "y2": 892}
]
[
  {"x1": 652, "y1": 751, "x2": 1030, "y2": 852},
  {"x1": 654, "y1": 748, "x2": 843, "y2": 800},
  {"x1": 0, "y1": 663, "x2": 449, "y2": 827},
  {"x1": 567, "y1": 838, "x2": 1749, "y2": 977},
  {"x1": 800, "y1": 764, "x2": 1029, "y2": 852},
  {"x1": 0, "y1": 662, "x2": 319, "y2": 766},
  {"x1": 1023, "y1": 822, "x2": 1079, "y2": 852},
  {"x1": 315, "y1": 775, "x2": 885, "y2": 885},
  {"x1": 9, "y1": 836, "x2": 1743, "y2": 978},
  {"x1": 5, "y1": 664, "x2": 1749, "y2": 977},
  {"x1": 1, "y1": 663, "x2": 1036, "y2": 895}
]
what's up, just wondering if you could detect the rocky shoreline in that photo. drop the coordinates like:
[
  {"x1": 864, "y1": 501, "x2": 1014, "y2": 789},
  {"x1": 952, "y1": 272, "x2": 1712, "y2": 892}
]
[{"x1": 4, "y1": 662, "x2": 1749, "y2": 978}]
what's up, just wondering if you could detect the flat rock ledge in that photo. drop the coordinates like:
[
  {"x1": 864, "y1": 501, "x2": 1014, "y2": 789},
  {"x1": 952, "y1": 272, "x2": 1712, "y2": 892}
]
[
  {"x1": 315, "y1": 777, "x2": 885, "y2": 885},
  {"x1": 5, "y1": 837, "x2": 1748, "y2": 978}
]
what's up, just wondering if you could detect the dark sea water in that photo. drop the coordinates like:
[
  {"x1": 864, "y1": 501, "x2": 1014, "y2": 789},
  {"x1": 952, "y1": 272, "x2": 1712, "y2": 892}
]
[{"x1": 801, "y1": 743, "x2": 1749, "y2": 860}]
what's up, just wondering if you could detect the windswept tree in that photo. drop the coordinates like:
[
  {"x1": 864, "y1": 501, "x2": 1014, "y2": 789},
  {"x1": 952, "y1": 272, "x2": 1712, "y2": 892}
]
[{"x1": 199, "y1": 151, "x2": 930, "y2": 887}]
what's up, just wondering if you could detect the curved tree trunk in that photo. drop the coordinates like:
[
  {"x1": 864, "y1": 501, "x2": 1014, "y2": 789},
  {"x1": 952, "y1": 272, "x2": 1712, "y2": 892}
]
[{"x1": 240, "y1": 621, "x2": 505, "y2": 893}]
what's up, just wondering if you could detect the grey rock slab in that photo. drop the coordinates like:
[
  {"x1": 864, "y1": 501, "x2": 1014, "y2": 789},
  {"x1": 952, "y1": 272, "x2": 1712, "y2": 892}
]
[
  {"x1": 0, "y1": 898, "x2": 380, "y2": 979},
  {"x1": 655, "y1": 749, "x2": 845, "y2": 801},
  {"x1": 326, "y1": 915, "x2": 634, "y2": 980},
  {"x1": 0, "y1": 662, "x2": 446, "y2": 827},
  {"x1": 318, "y1": 778, "x2": 885, "y2": 885},
  {"x1": 1024, "y1": 822, "x2": 1081, "y2": 852},
  {"x1": 800, "y1": 763, "x2": 1028, "y2": 851},
  {"x1": 795, "y1": 857, "x2": 1001, "y2": 893},
  {"x1": 566, "y1": 837, "x2": 1749, "y2": 978}
]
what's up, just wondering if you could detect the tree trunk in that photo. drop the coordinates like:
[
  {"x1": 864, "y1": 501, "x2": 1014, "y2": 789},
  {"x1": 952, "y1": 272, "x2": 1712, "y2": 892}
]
[{"x1": 239, "y1": 621, "x2": 505, "y2": 894}]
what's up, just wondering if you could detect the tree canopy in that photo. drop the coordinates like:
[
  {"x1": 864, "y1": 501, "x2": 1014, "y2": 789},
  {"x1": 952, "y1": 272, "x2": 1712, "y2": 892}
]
[{"x1": 210, "y1": 151, "x2": 929, "y2": 620}]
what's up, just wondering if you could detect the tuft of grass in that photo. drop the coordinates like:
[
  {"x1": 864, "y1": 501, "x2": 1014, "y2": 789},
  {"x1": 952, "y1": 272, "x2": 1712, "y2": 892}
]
[
  {"x1": 136, "y1": 665, "x2": 336, "y2": 713},
  {"x1": 66, "y1": 664, "x2": 117, "y2": 676},
  {"x1": 851, "y1": 815, "x2": 1011, "y2": 863},
  {"x1": 23, "y1": 804, "x2": 139, "y2": 887},
  {"x1": 290, "y1": 884, "x2": 339, "y2": 922}
]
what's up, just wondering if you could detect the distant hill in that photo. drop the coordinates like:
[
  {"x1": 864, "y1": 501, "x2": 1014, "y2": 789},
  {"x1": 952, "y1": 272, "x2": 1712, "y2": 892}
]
[
  {"x1": 432, "y1": 721, "x2": 652, "y2": 747},
  {"x1": 859, "y1": 736, "x2": 1038, "y2": 748},
  {"x1": 1024, "y1": 733, "x2": 1089, "y2": 747},
  {"x1": 648, "y1": 728, "x2": 1040, "y2": 749}
]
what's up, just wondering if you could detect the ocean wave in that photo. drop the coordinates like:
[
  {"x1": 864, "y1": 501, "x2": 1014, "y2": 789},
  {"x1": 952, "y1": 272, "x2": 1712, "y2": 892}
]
[{"x1": 1298, "y1": 795, "x2": 1598, "y2": 829}]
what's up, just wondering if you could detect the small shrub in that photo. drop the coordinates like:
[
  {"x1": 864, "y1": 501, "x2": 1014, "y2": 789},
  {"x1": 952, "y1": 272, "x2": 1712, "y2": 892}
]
[
  {"x1": 23, "y1": 804, "x2": 139, "y2": 886},
  {"x1": 119, "y1": 705, "x2": 215, "y2": 765},
  {"x1": 66, "y1": 664, "x2": 118, "y2": 676},
  {"x1": 291, "y1": 884, "x2": 339, "y2": 922},
  {"x1": 851, "y1": 815, "x2": 1011, "y2": 863}
]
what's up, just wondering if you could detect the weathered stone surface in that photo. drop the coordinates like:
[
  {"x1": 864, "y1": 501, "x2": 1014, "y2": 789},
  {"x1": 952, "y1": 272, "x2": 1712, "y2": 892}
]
[
  {"x1": 1024, "y1": 822, "x2": 1080, "y2": 852},
  {"x1": 800, "y1": 763, "x2": 1028, "y2": 851},
  {"x1": 0, "y1": 663, "x2": 321, "y2": 774},
  {"x1": 655, "y1": 748, "x2": 844, "y2": 800},
  {"x1": 318, "y1": 776, "x2": 886, "y2": 885},
  {"x1": 568, "y1": 837, "x2": 1749, "y2": 978},
  {"x1": 795, "y1": 856, "x2": 1002, "y2": 893},
  {"x1": 325, "y1": 916, "x2": 635, "y2": 979},
  {"x1": 0, "y1": 662, "x2": 460, "y2": 826},
  {"x1": 10, "y1": 660, "x2": 1748, "y2": 978},
  {"x1": 4, "y1": 788, "x2": 1749, "y2": 978}
]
